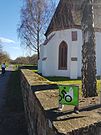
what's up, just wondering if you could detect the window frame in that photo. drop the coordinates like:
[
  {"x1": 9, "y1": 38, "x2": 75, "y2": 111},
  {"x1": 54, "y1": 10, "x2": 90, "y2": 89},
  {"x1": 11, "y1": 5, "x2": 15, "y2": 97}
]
[
  {"x1": 58, "y1": 41, "x2": 67, "y2": 70},
  {"x1": 72, "y1": 31, "x2": 77, "y2": 41}
]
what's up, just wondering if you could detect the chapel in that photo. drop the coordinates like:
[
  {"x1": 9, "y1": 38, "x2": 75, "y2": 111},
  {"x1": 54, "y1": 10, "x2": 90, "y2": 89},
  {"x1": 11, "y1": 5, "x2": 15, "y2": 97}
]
[{"x1": 38, "y1": 0, "x2": 101, "y2": 79}]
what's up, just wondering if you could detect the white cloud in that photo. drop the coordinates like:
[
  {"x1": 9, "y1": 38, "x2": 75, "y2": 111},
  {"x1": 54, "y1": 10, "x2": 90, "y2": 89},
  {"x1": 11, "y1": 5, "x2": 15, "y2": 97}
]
[
  {"x1": 0, "y1": 37, "x2": 15, "y2": 44},
  {"x1": 11, "y1": 46, "x2": 20, "y2": 50}
]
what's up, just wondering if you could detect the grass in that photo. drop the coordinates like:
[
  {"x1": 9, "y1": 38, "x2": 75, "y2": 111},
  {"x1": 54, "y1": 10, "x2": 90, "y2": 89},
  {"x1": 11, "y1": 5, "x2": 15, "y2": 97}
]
[
  {"x1": 32, "y1": 69, "x2": 38, "y2": 72},
  {"x1": 44, "y1": 76, "x2": 101, "y2": 95},
  {"x1": 29, "y1": 67, "x2": 101, "y2": 95}
]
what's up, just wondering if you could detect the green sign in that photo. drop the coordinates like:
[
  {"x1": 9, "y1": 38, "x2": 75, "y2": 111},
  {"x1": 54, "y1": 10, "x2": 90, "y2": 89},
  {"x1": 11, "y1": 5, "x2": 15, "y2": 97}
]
[{"x1": 59, "y1": 85, "x2": 79, "y2": 106}]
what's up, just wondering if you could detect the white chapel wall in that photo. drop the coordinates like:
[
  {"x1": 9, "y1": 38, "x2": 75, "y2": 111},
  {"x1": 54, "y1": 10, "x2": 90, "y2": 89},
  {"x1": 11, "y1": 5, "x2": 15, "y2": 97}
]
[
  {"x1": 95, "y1": 32, "x2": 101, "y2": 76},
  {"x1": 38, "y1": 44, "x2": 43, "y2": 73},
  {"x1": 42, "y1": 29, "x2": 83, "y2": 78},
  {"x1": 70, "y1": 29, "x2": 82, "y2": 79},
  {"x1": 41, "y1": 29, "x2": 101, "y2": 78}
]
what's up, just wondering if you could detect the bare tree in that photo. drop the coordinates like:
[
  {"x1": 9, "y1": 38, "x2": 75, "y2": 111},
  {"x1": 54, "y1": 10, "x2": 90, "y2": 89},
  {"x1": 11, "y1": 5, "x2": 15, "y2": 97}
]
[
  {"x1": 0, "y1": 51, "x2": 10, "y2": 64},
  {"x1": 81, "y1": 0, "x2": 97, "y2": 97},
  {"x1": 0, "y1": 40, "x2": 2, "y2": 53},
  {"x1": 18, "y1": 0, "x2": 56, "y2": 59},
  {"x1": 0, "y1": 40, "x2": 3, "y2": 63}
]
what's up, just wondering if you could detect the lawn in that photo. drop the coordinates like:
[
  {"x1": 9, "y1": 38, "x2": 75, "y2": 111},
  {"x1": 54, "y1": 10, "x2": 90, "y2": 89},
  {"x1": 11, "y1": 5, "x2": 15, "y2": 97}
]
[
  {"x1": 45, "y1": 76, "x2": 101, "y2": 95},
  {"x1": 32, "y1": 69, "x2": 101, "y2": 95}
]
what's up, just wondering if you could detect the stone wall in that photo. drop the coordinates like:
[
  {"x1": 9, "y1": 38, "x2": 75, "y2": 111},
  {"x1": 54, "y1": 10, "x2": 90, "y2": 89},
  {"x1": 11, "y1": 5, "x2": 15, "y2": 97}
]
[
  {"x1": 20, "y1": 69, "x2": 101, "y2": 135},
  {"x1": 20, "y1": 69, "x2": 57, "y2": 135}
]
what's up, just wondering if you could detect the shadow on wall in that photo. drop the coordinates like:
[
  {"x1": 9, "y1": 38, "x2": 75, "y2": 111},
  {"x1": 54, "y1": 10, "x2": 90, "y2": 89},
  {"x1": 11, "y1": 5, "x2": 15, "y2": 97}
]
[
  {"x1": 31, "y1": 84, "x2": 58, "y2": 92},
  {"x1": 18, "y1": 65, "x2": 37, "y2": 70}
]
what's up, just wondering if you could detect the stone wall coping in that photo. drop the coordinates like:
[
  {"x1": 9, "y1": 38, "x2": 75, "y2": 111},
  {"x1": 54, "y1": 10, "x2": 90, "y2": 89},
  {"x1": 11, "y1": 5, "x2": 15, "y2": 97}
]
[{"x1": 21, "y1": 69, "x2": 101, "y2": 134}]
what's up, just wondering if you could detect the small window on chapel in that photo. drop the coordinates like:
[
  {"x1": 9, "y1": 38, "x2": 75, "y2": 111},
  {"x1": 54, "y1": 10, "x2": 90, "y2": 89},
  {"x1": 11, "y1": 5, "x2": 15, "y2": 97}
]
[{"x1": 72, "y1": 31, "x2": 77, "y2": 41}]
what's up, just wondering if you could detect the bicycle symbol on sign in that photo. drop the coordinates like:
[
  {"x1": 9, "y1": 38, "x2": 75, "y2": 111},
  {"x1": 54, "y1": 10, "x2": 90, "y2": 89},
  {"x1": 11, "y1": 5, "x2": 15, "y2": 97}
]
[{"x1": 59, "y1": 87, "x2": 74, "y2": 102}]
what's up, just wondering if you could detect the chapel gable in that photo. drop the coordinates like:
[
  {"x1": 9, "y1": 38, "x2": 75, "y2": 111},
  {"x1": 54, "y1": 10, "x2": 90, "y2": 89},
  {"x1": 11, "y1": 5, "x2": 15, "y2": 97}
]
[{"x1": 45, "y1": 0, "x2": 101, "y2": 36}]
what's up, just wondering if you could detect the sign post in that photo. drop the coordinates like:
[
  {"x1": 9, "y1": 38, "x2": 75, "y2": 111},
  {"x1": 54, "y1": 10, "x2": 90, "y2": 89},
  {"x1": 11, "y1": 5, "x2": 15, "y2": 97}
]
[{"x1": 59, "y1": 85, "x2": 79, "y2": 106}]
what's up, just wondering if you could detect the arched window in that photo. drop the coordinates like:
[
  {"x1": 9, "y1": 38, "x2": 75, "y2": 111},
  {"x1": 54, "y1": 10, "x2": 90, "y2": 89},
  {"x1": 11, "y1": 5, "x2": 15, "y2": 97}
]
[{"x1": 58, "y1": 41, "x2": 67, "y2": 70}]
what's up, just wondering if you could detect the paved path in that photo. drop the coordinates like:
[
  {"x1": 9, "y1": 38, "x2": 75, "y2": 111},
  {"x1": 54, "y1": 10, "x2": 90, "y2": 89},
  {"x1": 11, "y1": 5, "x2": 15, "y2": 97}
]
[
  {"x1": 0, "y1": 65, "x2": 13, "y2": 111},
  {"x1": 0, "y1": 65, "x2": 28, "y2": 135}
]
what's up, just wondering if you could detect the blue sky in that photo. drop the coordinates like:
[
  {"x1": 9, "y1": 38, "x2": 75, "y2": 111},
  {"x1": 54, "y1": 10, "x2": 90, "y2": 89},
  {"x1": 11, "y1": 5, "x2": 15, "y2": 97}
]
[
  {"x1": 0, "y1": 0, "x2": 59, "y2": 60},
  {"x1": 0, "y1": 0, "x2": 24, "y2": 60}
]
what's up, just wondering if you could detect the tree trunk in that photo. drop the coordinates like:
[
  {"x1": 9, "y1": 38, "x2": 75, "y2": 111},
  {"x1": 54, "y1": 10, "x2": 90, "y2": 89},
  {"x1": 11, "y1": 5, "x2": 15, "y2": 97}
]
[{"x1": 81, "y1": 0, "x2": 97, "y2": 97}]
